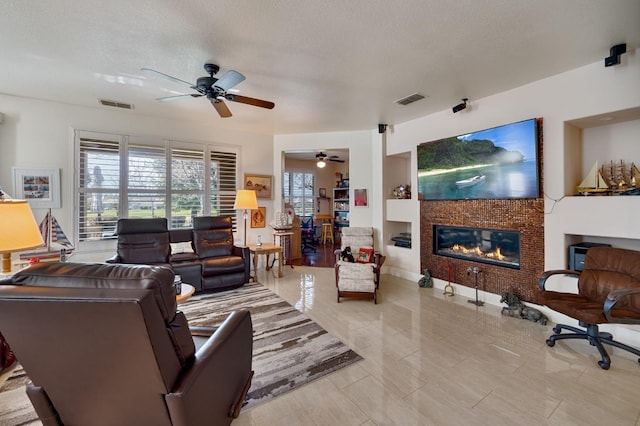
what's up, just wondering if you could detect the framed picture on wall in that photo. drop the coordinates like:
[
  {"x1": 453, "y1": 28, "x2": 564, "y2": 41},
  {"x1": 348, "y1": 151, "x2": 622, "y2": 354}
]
[
  {"x1": 354, "y1": 188, "x2": 368, "y2": 207},
  {"x1": 319, "y1": 188, "x2": 327, "y2": 198},
  {"x1": 244, "y1": 174, "x2": 273, "y2": 199},
  {"x1": 12, "y1": 167, "x2": 61, "y2": 208},
  {"x1": 251, "y1": 206, "x2": 266, "y2": 228}
]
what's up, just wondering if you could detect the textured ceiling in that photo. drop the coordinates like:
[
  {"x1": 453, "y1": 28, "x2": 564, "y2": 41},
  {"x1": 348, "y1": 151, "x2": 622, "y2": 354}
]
[{"x1": 0, "y1": 0, "x2": 638, "y2": 136}]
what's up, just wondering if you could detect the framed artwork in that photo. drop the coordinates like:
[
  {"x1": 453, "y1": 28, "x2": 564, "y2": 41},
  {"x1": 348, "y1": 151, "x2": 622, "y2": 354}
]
[
  {"x1": 12, "y1": 167, "x2": 61, "y2": 208},
  {"x1": 244, "y1": 174, "x2": 273, "y2": 199},
  {"x1": 354, "y1": 188, "x2": 368, "y2": 207},
  {"x1": 319, "y1": 188, "x2": 327, "y2": 198},
  {"x1": 251, "y1": 206, "x2": 267, "y2": 228}
]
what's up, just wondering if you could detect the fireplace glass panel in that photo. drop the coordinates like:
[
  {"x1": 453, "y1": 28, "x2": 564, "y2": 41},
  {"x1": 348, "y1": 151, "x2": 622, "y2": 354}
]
[{"x1": 433, "y1": 225, "x2": 520, "y2": 269}]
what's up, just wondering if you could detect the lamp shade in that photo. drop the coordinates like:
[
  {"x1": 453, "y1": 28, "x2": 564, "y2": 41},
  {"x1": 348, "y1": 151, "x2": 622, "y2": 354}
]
[
  {"x1": 0, "y1": 200, "x2": 44, "y2": 253},
  {"x1": 233, "y1": 190, "x2": 258, "y2": 210}
]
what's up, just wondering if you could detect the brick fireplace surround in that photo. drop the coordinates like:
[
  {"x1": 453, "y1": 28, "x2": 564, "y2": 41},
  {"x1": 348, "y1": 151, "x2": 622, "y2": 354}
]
[{"x1": 420, "y1": 119, "x2": 544, "y2": 304}]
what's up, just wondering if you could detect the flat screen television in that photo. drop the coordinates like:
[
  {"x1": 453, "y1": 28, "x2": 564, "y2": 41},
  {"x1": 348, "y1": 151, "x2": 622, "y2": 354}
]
[{"x1": 417, "y1": 118, "x2": 540, "y2": 201}]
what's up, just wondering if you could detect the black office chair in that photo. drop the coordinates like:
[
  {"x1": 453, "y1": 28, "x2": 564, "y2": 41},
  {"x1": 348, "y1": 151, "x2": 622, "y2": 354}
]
[{"x1": 300, "y1": 216, "x2": 317, "y2": 253}]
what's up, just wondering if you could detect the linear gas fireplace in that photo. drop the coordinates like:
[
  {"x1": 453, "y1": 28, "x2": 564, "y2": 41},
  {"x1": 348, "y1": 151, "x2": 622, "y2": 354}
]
[{"x1": 433, "y1": 225, "x2": 520, "y2": 269}]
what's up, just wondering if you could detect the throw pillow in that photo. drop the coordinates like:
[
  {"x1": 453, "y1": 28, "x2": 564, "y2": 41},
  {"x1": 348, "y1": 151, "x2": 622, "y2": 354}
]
[
  {"x1": 356, "y1": 247, "x2": 374, "y2": 263},
  {"x1": 170, "y1": 242, "x2": 194, "y2": 254}
]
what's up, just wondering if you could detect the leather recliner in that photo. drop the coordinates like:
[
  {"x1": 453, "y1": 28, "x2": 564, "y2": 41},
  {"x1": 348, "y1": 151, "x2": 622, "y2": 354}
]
[
  {"x1": 193, "y1": 216, "x2": 250, "y2": 292},
  {"x1": 0, "y1": 262, "x2": 253, "y2": 426},
  {"x1": 106, "y1": 218, "x2": 204, "y2": 285}
]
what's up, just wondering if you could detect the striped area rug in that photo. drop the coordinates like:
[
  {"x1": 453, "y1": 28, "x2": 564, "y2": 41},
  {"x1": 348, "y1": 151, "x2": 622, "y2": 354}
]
[
  {"x1": 180, "y1": 282, "x2": 363, "y2": 410},
  {"x1": 0, "y1": 282, "x2": 362, "y2": 423}
]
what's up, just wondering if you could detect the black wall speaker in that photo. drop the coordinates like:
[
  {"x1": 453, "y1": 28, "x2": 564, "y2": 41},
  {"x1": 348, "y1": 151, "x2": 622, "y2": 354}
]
[
  {"x1": 378, "y1": 124, "x2": 387, "y2": 134},
  {"x1": 605, "y1": 43, "x2": 627, "y2": 67}
]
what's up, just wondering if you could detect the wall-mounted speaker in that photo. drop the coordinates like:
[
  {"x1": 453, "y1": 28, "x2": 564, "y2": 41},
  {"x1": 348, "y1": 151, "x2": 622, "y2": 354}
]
[
  {"x1": 604, "y1": 43, "x2": 627, "y2": 67},
  {"x1": 378, "y1": 124, "x2": 387, "y2": 134}
]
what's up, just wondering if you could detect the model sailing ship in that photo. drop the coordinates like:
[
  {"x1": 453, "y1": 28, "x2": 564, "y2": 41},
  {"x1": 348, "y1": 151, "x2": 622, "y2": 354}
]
[
  {"x1": 577, "y1": 161, "x2": 609, "y2": 195},
  {"x1": 578, "y1": 160, "x2": 640, "y2": 195},
  {"x1": 19, "y1": 210, "x2": 74, "y2": 262}
]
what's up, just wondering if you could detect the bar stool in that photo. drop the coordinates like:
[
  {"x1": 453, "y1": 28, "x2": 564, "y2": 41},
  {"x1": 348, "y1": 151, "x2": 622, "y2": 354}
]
[{"x1": 321, "y1": 222, "x2": 334, "y2": 245}]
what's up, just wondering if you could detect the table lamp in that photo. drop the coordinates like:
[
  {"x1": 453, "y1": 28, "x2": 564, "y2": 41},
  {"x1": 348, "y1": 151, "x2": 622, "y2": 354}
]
[
  {"x1": 0, "y1": 199, "x2": 44, "y2": 274},
  {"x1": 233, "y1": 189, "x2": 258, "y2": 247}
]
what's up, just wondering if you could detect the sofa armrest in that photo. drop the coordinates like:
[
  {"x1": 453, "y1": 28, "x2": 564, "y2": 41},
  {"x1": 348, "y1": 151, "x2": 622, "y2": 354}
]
[
  {"x1": 603, "y1": 288, "x2": 640, "y2": 324},
  {"x1": 233, "y1": 245, "x2": 249, "y2": 259},
  {"x1": 165, "y1": 310, "x2": 253, "y2": 426},
  {"x1": 538, "y1": 269, "x2": 580, "y2": 291}
]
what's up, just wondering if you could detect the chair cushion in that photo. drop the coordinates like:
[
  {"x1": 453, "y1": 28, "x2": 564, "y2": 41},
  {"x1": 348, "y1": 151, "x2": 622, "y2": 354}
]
[
  {"x1": 338, "y1": 278, "x2": 376, "y2": 293},
  {"x1": 338, "y1": 261, "x2": 375, "y2": 279}
]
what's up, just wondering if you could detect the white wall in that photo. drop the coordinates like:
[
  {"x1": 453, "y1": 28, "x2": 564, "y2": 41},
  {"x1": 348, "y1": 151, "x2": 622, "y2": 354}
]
[
  {"x1": 0, "y1": 94, "x2": 274, "y2": 260},
  {"x1": 386, "y1": 54, "x2": 640, "y2": 345},
  {"x1": 274, "y1": 130, "x2": 382, "y2": 228}
]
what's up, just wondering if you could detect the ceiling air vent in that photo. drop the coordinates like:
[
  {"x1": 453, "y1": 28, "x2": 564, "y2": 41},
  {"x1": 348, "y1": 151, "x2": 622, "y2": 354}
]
[
  {"x1": 394, "y1": 93, "x2": 426, "y2": 106},
  {"x1": 98, "y1": 99, "x2": 134, "y2": 110}
]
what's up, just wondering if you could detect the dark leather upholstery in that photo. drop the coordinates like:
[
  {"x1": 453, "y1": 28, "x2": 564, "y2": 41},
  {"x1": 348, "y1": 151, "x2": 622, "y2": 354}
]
[
  {"x1": 114, "y1": 218, "x2": 171, "y2": 264},
  {"x1": 0, "y1": 262, "x2": 253, "y2": 426},
  {"x1": 108, "y1": 217, "x2": 250, "y2": 293},
  {"x1": 193, "y1": 216, "x2": 250, "y2": 292},
  {"x1": 539, "y1": 246, "x2": 640, "y2": 369}
]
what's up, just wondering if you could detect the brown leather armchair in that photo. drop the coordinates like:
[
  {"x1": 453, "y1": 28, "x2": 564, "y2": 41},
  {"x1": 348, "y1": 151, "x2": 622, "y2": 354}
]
[
  {"x1": 539, "y1": 246, "x2": 640, "y2": 370},
  {"x1": 0, "y1": 262, "x2": 253, "y2": 425},
  {"x1": 193, "y1": 216, "x2": 250, "y2": 292}
]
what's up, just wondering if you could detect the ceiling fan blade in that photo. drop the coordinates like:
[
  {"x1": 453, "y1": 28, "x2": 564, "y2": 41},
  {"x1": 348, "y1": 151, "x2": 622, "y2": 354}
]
[
  {"x1": 213, "y1": 70, "x2": 246, "y2": 91},
  {"x1": 156, "y1": 94, "x2": 202, "y2": 102},
  {"x1": 211, "y1": 99, "x2": 232, "y2": 118},
  {"x1": 225, "y1": 94, "x2": 275, "y2": 109},
  {"x1": 329, "y1": 158, "x2": 345, "y2": 163},
  {"x1": 141, "y1": 68, "x2": 194, "y2": 87}
]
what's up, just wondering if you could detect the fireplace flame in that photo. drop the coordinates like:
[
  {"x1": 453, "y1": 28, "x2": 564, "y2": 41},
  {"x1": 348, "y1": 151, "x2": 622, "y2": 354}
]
[{"x1": 452, "y1": 244, "x2": 505, "y2": 260}]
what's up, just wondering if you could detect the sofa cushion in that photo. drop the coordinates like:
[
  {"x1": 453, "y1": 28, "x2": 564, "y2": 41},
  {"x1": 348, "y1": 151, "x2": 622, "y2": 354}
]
[
  {"x1": 117, "y1": 232, "x2": 170, "y2": 264},
  {"x1": 201, "y1": 256, "x2": 246, "y2": 277},
  {"x1": 194, "y1": 228, "x2": 234, "y2": 258}
]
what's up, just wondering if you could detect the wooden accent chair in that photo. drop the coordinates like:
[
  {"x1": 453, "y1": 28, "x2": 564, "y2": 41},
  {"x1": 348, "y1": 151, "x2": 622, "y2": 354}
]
[
  {"x1": 335, "y1": 227, "x2": 385, "y2": 303},
  {"x1": 539, "y1": 246, "x2": 640, "y2": 370}
]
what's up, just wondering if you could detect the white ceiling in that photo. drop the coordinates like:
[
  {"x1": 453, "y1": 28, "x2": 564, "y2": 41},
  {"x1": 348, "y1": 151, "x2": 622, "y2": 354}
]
[{"x1": 1, "y1": 1, "x2": 638, "y2": 136}]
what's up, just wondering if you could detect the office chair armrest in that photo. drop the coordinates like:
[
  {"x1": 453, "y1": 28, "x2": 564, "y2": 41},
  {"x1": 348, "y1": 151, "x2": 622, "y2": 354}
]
[
  {"x1": 603, "y1": 288, "x2": 640, "y2": 324},
  {"x1": 166, "y1": 309, "x2": 253, "y2": 424},
  {"x1": 538, "y1": 269, "x2": 581, "y2": 290}
]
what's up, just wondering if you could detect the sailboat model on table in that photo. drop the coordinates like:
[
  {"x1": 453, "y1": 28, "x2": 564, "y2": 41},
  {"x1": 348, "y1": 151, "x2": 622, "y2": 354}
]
[
  {"x1": 577, "y1": 161, "x2": 610, "y2": 195},
  {"x1": 19, "y1": 210, "x2": 74, "y2": 262}
]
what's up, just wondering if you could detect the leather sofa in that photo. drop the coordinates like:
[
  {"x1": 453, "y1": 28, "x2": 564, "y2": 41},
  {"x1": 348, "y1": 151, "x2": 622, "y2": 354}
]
[
  {"x1": 0, "y1": 262, "x2": 253, "y2": 426},
  {"x1": 107, "y1": 216, "x2": 250, "y2": 293}
]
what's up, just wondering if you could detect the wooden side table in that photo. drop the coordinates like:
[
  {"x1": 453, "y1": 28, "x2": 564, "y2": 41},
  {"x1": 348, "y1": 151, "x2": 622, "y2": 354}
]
[
  {"x1": 247, "y1": 243, "x2": 283, "y2": 279},
  {"x1": 176, "y1": 283, "x2": 195, "y2": 304}
]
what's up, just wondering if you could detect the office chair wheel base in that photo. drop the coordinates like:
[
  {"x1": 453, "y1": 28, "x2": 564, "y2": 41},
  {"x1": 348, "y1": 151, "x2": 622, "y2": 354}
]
[
  {"x1": 597, "y1": 360, "x2": 610, "y2": 370},
  {"x1": 546, "y1": 338, "x2": 556, "y2": 347},
  {"x1": 552, "y1": 326, "x2": 562, "y2": 334}
]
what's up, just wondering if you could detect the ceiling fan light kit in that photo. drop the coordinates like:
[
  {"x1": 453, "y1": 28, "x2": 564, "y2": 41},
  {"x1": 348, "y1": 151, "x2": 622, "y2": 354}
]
[
  {"x1": 315, "y1": 152, "x2": 345, "y2": 168},
  {"x1": 141, "y1": 63, "x2": 275, "y2": 118}
]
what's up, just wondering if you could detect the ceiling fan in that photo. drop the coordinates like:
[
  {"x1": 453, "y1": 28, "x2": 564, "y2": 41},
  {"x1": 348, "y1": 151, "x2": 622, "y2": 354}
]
[
  {"x1": 141, "y1": 63, "x2": 275, "y2": 118},
  {"x1": 316, "y1": 152, "x2": 345, "y2": 168}
]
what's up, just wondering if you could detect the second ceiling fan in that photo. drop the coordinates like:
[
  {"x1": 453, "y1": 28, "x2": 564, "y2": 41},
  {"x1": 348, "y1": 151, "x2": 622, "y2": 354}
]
[
  {"x1": 316, "y1": 152, "x2": 345, "y2": 168},
  {"x1": 141, "y1": 63, "x2": 275, "y2": 118}
]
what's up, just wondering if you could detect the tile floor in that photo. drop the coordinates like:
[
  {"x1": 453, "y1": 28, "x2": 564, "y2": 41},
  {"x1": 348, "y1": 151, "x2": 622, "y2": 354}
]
[
  {"x1": 235, "y1": 265, "x2": 640, "y2": 426},
  {"x1": 2, "y1": 265, "x2": 639, "y2": 425}
]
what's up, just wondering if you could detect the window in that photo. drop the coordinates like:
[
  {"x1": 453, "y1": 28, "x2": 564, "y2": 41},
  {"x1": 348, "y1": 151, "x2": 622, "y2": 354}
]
[
  {"x1": 283, "y1": 171, "x2": 315, "y2": 216},
  {"x1": 76, "y1": 130, "x2": 238, "y2": 245}
]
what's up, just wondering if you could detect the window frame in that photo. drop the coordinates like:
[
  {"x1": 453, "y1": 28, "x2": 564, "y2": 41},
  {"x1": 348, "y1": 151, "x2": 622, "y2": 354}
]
[{"x1": 75, "y1": 130, "x2": 239, "y2": 251}]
